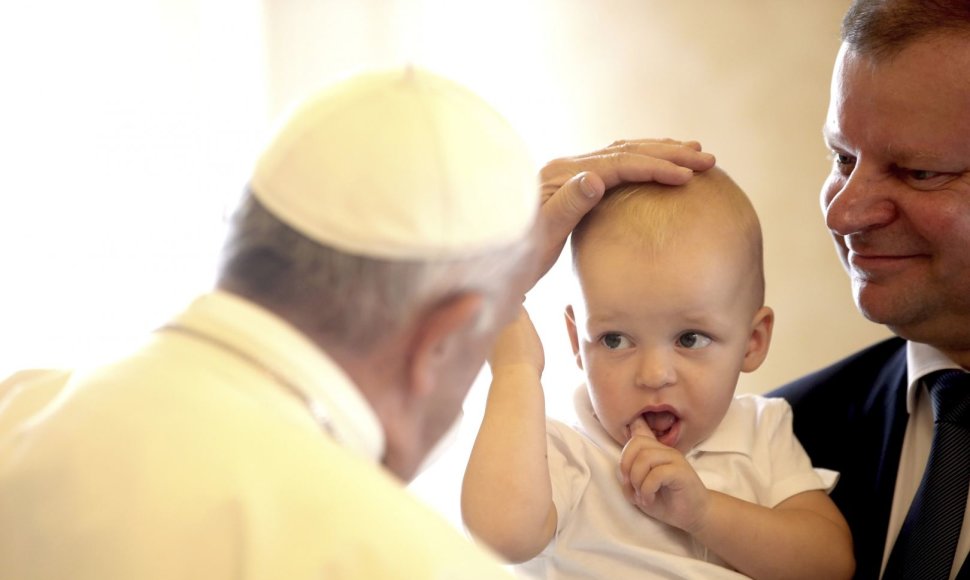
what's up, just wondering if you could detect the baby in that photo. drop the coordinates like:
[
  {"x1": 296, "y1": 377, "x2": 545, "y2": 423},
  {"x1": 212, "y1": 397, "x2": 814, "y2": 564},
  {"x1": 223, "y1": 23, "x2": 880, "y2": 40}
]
[{"x1": 461, "y1": 167, "x2": 854, "y2": 579}]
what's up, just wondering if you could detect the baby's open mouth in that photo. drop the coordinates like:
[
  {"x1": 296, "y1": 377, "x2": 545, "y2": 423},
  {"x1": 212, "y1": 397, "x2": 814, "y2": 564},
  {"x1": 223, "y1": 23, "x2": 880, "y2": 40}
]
[{"x1": 643, "y1": 410, "x2": 677, "y2": 440}]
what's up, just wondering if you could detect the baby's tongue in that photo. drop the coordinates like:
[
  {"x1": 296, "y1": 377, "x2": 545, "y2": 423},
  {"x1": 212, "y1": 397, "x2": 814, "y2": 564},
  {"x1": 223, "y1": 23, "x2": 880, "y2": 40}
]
[{"x1": 644, "y1": 411, "x2": 676, "y2": 434}]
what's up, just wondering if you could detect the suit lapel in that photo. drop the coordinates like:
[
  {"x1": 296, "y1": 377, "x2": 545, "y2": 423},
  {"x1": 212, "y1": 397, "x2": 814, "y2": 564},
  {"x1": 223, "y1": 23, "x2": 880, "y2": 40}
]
[{"x1": 835, "y1": 343, "x2": 908, "y2": 579}]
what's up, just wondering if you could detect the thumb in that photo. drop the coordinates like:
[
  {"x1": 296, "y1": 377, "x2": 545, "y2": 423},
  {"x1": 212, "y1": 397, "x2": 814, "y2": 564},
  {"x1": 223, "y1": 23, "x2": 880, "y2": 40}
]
[
  {"x1": 541, "y1": 171, "x2": 605, "y2": 233},
  {"x1": 535, "y1": 171, "x2": 605, "y2": 279}
]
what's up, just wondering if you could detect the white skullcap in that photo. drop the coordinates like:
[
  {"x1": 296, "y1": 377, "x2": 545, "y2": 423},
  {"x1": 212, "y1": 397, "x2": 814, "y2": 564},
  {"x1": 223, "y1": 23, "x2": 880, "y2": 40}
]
[{"x1": 250, "y1": 67, "x2": 538, "y2": 259}]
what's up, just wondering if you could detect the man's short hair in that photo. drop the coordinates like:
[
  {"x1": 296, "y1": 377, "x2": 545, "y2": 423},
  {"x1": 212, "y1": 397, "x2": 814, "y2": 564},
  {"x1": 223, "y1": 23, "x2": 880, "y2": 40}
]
[
  {"x1": 217, "y1": 193, "x2": 532, "y2": 350},
  {"x1": 842, "y1": 0, "x2": 970, "y2": 59}
]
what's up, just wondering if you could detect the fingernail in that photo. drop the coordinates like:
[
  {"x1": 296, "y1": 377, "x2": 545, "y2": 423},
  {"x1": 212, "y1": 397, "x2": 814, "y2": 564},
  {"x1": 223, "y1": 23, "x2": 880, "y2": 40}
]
[{"x1": 579, "y1": 175, "x2": 597, "y2": 198}]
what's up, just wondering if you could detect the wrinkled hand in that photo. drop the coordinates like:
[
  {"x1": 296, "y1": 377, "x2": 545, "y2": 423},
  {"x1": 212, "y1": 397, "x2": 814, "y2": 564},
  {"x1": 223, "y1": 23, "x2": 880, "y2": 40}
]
[
  {"x1": 618, "y1": 416, "x2": 710, "y2": 534},
  {"x1": 534, "y1": 139, "x2": 716, "y2": 282},
  {"x1": 487, "y1": 306, "x2": 545, "y2": 376}
]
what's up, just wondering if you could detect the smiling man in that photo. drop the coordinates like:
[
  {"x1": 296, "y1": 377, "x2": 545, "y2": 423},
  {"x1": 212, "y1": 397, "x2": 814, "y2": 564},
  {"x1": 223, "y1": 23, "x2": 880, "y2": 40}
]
[{"x1": 771, "y1": 1, "x2": 970, "y2": 578}]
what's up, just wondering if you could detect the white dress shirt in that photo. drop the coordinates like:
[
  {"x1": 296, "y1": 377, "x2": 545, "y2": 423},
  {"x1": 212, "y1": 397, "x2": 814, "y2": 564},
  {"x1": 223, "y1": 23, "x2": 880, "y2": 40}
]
[{"x1": 517, "y1": 387, "x2": 837, "y2": 579}]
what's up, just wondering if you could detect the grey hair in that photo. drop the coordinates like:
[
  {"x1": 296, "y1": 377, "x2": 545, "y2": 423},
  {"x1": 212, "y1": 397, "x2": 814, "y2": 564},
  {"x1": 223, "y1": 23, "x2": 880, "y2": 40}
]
[
  {"x1": 842, "y1": 0, "x2": 970, "y2": 59},
  {"x1": 216, "y1": 192, "x2": 533, "y2": 351}
]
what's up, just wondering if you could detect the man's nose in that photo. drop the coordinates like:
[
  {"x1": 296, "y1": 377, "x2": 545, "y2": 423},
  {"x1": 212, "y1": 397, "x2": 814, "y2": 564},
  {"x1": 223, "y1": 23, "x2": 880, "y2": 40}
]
[{"x1": 822, "y1": 166, "x2": 897, "y2": 237}]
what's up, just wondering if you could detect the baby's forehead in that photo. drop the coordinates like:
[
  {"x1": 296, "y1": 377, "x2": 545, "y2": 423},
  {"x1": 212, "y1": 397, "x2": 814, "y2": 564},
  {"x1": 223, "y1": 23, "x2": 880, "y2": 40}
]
[
  {"x1": 599, "y1": 173, "x2": 754, "y2": 236},
  {"x1": 571, "y1": 241, "x2": 762, "y2": 324},
  {"x1": 573, "y1": 214, "x2": 763, "y2": 297},
  {"x1": 581, "y1": 195, "x2": 741, "y2": 248}
]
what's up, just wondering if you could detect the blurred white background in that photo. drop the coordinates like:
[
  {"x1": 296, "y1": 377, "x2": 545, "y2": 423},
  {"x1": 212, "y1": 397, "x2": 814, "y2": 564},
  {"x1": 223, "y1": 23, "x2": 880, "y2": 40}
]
[{"x1": 0, "y1": 1, "x2": 889, "y2": 532}]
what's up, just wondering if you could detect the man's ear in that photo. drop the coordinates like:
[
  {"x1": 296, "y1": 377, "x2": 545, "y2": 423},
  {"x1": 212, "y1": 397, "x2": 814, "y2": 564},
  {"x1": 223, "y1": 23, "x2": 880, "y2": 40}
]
[
  {"x1": 564, "y1": 305, "x2": 584, "y2": 370},
  {"x1": 741, "y1": 306, "x2": 774, "y2": 373},
  {"x1": 409, "y1": 292, "x2": 486, "y2": 399}
]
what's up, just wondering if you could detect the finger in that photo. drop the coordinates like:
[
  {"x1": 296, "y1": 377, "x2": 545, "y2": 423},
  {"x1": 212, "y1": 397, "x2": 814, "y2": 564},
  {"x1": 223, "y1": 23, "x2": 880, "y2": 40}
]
[
  {"x1": 621, "y1": 477, "x2": 637, "y2": 503},
  {"x1": 575, "y1": 138, "x2": 712, "y2": 164},
  {"x1": 538, "y1": 140, "x2": 714, "y2": 193},
  {"x1": 627, "y1": 414, "x2": 655, "y2": 441},
  {"x1": 618, "y1": 416, "x2": 657, "y2": 481},
  {"x1": 595, "y1": 149, "x2": 714, "y2": 188},
  {"x1": 625, "y1": 446, "x2": 677, "y2": 492},
  {"x1": 532, "y1": 171, "x2": 605, "y2": 281},
  {"x1": 540, "y1": 145, "x2": 715, "y2": 199},
  {"x1": 618, "y1": 436, "x2": 670, "y2": 487},
  {"x1": 608, "y1": 138, "x2": 703, "y2": 152},
  {"x1": 638, "y1": 462, "x2": 677, "y2": 494},
  {"x1": 540, "y1": 171, "x2": 604, "y2": 238},
  {"x1": 632, "y1": 463, "x2": 682, "y2": 509}
]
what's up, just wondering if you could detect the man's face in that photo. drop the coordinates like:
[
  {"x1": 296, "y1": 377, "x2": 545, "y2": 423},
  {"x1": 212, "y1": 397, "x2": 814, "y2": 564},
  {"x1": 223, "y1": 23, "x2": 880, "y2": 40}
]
[
  {"x1": 820, "y1": 37, "x2": 970, "y2": 362},
  {"x1": 396, "y1": 238, "x2": 538, "y2": 481}
]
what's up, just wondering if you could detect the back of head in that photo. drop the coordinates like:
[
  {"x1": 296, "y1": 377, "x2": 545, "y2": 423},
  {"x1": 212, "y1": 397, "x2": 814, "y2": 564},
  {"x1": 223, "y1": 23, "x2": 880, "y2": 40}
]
[
  {"x1": 570, "y1": 167, "x2": 765, "y2": 306},
  {"x1": 842, "y1": 0, "x2": 970, "y2": 59},
  {"x1": 218, "y1": 68, "x2": 538, "y2": 350}
]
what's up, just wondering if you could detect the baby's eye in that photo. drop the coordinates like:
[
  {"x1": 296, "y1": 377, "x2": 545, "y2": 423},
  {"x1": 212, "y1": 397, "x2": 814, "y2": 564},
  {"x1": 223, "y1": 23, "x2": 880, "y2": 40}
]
[
  {"x1": 677, "y1": 332, "x2": 712, "y2": 349},
  {"x1": 601, "y1": 333, "x2": 632, "y2": 350}
]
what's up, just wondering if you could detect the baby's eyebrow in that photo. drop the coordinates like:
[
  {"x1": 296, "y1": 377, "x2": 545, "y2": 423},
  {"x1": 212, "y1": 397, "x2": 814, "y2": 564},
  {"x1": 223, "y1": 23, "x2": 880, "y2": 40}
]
[{"x1": 584, "y1": 311, "x2": 628, "y2": 326}]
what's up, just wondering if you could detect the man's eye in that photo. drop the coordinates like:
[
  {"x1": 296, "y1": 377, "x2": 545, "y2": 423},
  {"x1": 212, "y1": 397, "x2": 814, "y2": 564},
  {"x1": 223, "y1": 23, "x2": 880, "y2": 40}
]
[
  {"x1": 601, "y1": 333, "x2": 631, "y2": 350},
  {"x1": 677, "y1": 332, "x2": 712, "y2": 349},
  {"x1": 893, "y1": 166, "x2": 957, "y2": 190},
  {"x1": 908, "y1": 169, "x2": 942, "y2": 181},
  {"x1": 830, "y1": 151, "x2": 856, "y2": 174}
]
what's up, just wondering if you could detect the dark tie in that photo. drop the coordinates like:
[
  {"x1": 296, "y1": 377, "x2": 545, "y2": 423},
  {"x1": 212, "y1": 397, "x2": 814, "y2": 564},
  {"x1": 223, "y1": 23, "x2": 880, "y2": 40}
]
[{"x1": 884, "y1": 370, "x2": 970, "y2": 580}]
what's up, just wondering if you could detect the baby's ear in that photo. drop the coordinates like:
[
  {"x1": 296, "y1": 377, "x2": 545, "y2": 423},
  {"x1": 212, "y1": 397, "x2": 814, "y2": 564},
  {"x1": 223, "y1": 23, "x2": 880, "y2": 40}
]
[
  {"x1": 741, "y1": 306, "x2": 774, "y2": 373},
  {"x1": 564, "y1": 305, "x2": 584, "y2": 370}
]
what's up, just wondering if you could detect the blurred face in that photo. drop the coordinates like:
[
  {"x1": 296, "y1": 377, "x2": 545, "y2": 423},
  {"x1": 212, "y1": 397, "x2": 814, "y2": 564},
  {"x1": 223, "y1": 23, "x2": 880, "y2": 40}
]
[
  {"x1": 821, "y1": 37, "x2": 970, "y2": 362},
  {"x1": 566, "y1": 231, "x2": 771, "y2": 454},
  {"x1": 391, "y1": 236, "x2": 538, "y2": 480}
]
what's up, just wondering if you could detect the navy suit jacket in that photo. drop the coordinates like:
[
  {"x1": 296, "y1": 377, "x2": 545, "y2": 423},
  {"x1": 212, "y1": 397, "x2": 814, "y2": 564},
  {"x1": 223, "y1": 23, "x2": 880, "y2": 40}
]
[{"x1": 771, "y1": 337, "x2": 908, "y2": 580}]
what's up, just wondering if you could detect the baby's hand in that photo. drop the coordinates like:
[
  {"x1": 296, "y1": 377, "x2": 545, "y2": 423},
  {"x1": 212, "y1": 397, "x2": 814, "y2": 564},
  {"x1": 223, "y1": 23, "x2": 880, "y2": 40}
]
[
  {"x1": 487, "y1": 306, "x2": 545, "y2": 376},
  {"x1": 618, "y1": 417, "x2": 710, "y2": 534}
]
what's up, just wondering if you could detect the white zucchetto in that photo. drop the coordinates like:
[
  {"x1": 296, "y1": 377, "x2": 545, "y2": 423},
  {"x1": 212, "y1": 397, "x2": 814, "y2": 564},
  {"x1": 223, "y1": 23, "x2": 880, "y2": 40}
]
[{"x1": 250, "y1": 67, "x2": 538, "y2": 259}]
